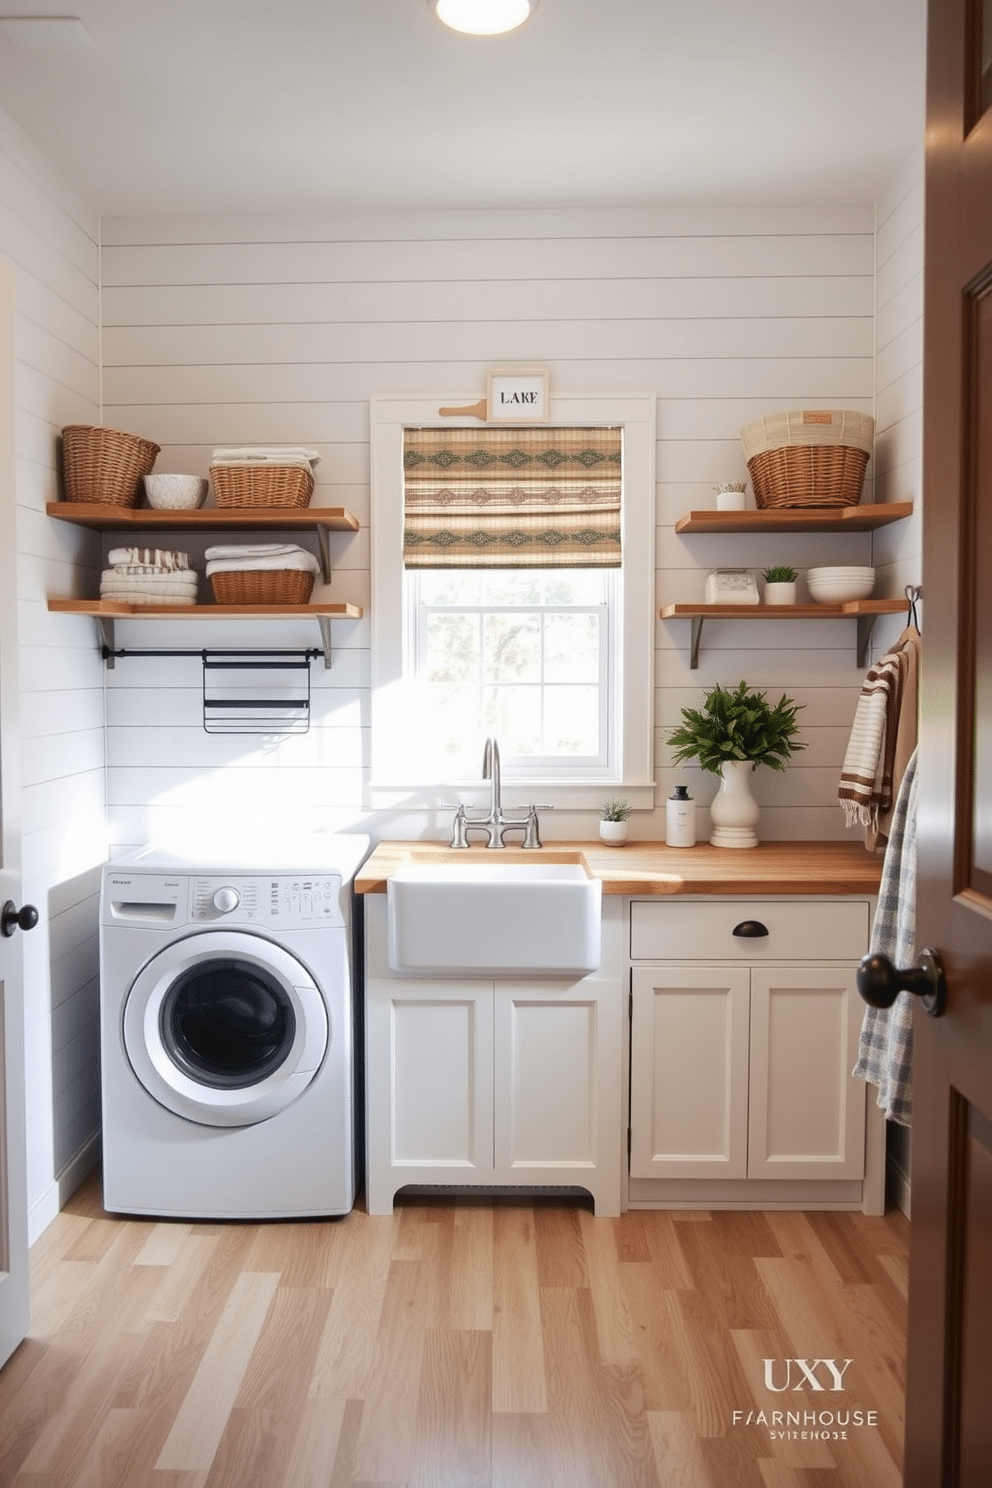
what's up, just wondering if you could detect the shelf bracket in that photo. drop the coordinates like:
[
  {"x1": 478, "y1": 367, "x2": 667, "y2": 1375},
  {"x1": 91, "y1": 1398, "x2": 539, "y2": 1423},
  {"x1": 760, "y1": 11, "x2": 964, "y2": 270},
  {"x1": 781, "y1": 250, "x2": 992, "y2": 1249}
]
[
  {"x1": 315, "y1": 525, "x2": 331, "y2": 582},
  {"x1": 97, "y1": 616, "x2": 117, "y2": 668},
  {"x1": 316, "y1": 614, "x2": 333, "y2": 667},
  {"x1": 856, "y1": 613, "x2": 878, "y2": 668},
  {"x1": 690, "y1": 616, "x2": 704, "y2": 670}
]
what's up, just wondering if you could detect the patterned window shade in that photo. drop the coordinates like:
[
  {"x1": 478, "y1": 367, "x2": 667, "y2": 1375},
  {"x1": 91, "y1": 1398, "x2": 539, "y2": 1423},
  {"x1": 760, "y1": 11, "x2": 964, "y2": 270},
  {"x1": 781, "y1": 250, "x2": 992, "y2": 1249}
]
[{"x1": 403, "y1": 425, "x2": 622, "y2": 568}]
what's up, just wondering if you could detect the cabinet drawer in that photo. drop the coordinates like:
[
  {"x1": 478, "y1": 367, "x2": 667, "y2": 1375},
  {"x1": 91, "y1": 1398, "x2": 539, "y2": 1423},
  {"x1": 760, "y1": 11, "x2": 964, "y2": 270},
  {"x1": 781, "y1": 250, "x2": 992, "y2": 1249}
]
[{"x1": 629, "y1": 898, "x2": 870, "y2": 962}]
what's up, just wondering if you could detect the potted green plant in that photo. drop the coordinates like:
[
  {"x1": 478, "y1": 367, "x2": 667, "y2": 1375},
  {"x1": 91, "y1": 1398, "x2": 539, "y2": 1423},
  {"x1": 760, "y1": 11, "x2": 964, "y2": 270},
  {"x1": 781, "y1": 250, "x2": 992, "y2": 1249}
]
[
  {"x1": 599, "y1": 796, "x2": 630, "y2": 845},
  {"x1": 761, "y1": 564, "x2": 798, "y2": 605},
  {"x1": 668, "y1": 681, "x2": 805, "y2": 848}
]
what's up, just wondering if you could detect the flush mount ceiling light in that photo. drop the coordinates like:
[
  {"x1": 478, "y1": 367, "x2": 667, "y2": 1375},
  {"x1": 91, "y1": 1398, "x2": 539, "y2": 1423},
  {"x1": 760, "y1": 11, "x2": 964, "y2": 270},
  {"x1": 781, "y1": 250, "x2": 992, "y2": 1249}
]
[{"x1": 430, "y1": 0, "x2": 538, "y2": 36}]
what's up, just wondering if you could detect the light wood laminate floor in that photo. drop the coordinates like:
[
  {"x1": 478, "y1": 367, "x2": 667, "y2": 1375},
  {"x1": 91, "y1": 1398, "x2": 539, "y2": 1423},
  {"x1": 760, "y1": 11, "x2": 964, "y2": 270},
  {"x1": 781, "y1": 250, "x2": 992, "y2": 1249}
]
[{"x1": 0, "y1": 1171, "x2": 909, "y2": 1487}]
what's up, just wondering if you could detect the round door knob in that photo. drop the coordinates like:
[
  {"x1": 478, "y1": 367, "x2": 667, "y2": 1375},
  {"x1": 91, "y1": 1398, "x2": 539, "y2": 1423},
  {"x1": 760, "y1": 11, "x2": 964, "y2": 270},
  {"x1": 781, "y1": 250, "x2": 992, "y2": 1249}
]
[
  {"x1": 857, "y1": 947, "x2": 947, "y2": 1018},
  {"x1": 1, "y1": 900, "x2": 39, "y2": 937},
  {"x1": 212, "y1": 886, "x2": 241, "y2": 914}
]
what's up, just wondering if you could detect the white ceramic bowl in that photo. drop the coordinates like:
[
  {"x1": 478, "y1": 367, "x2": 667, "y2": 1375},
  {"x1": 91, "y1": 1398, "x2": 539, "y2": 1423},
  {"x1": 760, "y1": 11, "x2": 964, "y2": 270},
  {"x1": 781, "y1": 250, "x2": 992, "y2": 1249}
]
[
  {"x1": 143, "y1": 473, "x2": 209, "y2": 510},
  {"x1": 806, "y1": 566, "x2": 875, "y2": 603}
]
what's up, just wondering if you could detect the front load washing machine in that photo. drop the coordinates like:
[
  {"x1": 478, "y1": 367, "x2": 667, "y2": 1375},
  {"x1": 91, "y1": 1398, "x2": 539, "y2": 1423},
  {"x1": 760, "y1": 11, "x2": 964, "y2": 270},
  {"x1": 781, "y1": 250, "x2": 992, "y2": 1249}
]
[{"x1": 99, "y1": 835, "x2": 368, "y2": 1219}]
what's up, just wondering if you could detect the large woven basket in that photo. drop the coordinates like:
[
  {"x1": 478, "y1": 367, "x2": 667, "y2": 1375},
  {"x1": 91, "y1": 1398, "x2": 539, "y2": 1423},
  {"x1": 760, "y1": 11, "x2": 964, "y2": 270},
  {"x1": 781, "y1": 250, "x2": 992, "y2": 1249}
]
[
  {"x1": 740, "y1": 409, "x2": 874, "y2": 509},
  {"x1": 209, "y1": 570, "x2": 315, "y2": 606},
  {"x1": 61, "y1": 425, "x2": 160, "y2": 507},
  {"x1": 209, "y1": 463, "x2": 314, "y2": 509}
]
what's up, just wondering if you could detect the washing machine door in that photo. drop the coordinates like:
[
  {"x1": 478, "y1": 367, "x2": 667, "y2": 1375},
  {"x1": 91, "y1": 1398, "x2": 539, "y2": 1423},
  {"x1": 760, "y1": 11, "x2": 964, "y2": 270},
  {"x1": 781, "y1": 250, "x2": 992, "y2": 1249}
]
[{"x1": 122, "y1": 930, "x2": 328, "y2": 1127}]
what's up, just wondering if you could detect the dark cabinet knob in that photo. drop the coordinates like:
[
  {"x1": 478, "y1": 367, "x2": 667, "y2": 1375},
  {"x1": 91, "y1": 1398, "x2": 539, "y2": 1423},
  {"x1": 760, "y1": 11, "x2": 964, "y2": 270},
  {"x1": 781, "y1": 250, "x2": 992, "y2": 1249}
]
[
  {"x1": 732, "y1": 920, "x2": 769, "y2": 938},
  {"x1": 1, "y1": 900, "x2": 39, "y2": 937},
  {"x1": 856, "y1": 948, "x2": 947, "y2": 1018}
]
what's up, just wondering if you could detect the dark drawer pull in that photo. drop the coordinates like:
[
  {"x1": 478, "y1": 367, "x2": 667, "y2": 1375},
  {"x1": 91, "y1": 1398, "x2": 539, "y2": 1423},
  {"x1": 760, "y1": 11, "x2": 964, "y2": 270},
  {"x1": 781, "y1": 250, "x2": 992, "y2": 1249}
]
[{"x1": 732, "y1": 920, "x2": 769, "y2": 939}]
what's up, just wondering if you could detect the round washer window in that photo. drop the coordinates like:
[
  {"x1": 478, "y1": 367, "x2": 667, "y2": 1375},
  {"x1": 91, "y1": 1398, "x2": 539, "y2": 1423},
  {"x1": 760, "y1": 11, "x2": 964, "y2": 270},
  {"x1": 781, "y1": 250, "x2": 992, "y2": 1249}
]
[{"x1": 163, "y1": 958, "x2": 297, "y2": 1089}]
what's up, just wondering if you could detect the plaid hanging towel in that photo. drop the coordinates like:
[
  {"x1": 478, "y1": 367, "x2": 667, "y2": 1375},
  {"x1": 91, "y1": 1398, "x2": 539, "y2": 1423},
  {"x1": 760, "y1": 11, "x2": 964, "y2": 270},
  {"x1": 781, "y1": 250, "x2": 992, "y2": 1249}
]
[{"x1": 837, "y1": 645, "x2": 908, "y2": 830}]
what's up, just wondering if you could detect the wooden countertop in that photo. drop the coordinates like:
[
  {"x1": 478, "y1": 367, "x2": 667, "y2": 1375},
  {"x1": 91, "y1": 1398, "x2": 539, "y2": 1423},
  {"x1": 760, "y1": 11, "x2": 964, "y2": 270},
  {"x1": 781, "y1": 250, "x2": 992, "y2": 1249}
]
[{"x1": 354, "y1": 840, "x2": 883, "y2": 897}]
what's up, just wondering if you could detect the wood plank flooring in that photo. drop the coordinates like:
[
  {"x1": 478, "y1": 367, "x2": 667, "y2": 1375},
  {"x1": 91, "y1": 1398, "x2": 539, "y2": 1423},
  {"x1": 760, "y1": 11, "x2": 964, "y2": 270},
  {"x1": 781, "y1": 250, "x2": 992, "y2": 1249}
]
[{"x1": 0, "y1": 1172, "x2": 909, "y2": 1487}]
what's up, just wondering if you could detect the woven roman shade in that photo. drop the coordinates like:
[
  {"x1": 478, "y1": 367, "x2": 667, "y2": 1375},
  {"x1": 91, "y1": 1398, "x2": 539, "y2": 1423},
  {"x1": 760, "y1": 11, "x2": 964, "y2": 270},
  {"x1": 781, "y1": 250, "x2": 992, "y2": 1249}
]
[{"x1": 403, "y1": 425, "x2": 622, "y2": 568}]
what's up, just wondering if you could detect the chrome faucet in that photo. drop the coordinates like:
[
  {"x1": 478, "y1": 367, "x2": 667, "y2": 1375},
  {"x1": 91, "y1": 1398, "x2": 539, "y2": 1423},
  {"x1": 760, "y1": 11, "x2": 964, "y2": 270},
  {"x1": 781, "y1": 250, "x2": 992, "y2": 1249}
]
[{"x1": 448, "y1": 736, "x2": 547, "y2": 848}]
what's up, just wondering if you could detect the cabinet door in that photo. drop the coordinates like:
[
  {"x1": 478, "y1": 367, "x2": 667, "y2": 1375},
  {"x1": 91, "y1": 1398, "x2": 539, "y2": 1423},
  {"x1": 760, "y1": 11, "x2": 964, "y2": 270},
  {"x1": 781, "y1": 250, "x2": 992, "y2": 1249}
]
[
  {"x1": 493, "y1": 975, "x2": 621, "y2": 1197},
  {"x1": 365, "y1": 974, "x2": 493, "y2": 1213},
  {"x1": 629, "y1": 965, "x2": 750, "y2": 1180},
  {"x1": 747, "y1": 965, "x2": 866, "y2": 1180}
]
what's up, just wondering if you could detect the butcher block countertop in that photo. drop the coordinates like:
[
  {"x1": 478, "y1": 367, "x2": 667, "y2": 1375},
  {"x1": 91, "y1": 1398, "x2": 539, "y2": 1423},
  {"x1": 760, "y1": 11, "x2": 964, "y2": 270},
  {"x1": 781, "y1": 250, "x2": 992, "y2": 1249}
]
[{"x1": 354, "y1": 840, "x2": 883, "y2": 897}]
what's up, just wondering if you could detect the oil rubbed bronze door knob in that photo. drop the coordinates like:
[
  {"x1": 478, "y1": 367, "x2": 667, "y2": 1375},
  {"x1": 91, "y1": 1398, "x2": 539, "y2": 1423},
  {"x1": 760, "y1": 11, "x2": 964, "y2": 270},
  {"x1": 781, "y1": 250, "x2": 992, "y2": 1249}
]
[
  {"x1": 857, "y1": 948, "x2": 948, "y2": 1018},
  {"x1": 1, "y1": 900, "x2": 39, "y2": 937}
]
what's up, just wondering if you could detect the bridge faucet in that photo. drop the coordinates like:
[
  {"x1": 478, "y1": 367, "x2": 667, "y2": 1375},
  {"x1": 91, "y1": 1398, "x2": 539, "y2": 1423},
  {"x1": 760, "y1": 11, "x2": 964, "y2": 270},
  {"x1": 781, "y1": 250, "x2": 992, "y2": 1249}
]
[{"x1": 447, "y1": 735, "x2": 548, "y2": 848}]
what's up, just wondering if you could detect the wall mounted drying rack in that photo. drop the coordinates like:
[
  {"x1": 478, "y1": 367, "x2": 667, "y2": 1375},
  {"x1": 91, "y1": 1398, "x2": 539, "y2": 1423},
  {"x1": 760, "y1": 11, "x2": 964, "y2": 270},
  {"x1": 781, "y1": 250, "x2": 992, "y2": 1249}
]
[{"x1": 100, "y1": 647, "x2": 324, "y2": 735}]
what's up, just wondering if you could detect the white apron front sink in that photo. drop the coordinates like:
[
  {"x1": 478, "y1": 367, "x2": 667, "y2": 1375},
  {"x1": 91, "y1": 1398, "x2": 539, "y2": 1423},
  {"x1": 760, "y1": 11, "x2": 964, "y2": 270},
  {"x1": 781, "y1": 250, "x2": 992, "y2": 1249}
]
[{"x1": 386, "y1": 858, "x2": 602, "y2": 976}]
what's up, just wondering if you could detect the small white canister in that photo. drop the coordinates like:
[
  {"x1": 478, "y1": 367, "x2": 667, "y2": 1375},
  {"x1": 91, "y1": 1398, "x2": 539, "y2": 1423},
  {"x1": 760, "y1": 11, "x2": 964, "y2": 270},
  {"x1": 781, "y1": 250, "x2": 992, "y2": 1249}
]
[{"x1": 666, "y1": 785, "x2": 696, "y2": 847}]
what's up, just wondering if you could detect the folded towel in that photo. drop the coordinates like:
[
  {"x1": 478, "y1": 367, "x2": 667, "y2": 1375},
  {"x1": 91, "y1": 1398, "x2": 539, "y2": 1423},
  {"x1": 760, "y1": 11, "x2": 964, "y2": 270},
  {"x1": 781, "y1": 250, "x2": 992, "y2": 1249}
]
[
  {"x1": 210, "y1": 446, "x2": 321, "y2": 466},
  {"x1": 107, "y1": 547, "x2": 191, "y2": 571},
  {"x1": 99, "y1": 591, "x2": 199, "y2": 608},
  {"x1": 204, "y1": 543, "x2": 307, "y2": 562},
  {"x1": 205, "y1": 550, "x2": 319, "y2": 578},
  {"x1": 852, "y1": 748, "x2": 918, "y2": 1124},
  {"x1": 100, "y1": 571, "x2": 199, "y2": 598}
]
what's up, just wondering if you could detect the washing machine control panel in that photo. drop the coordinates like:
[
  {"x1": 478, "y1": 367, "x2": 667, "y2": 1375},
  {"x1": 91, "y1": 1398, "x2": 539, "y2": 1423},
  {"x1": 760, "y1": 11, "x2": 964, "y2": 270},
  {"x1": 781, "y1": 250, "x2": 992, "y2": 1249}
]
[{"x1": 192, "y1": 874, "x2": 344, "y2": 927}]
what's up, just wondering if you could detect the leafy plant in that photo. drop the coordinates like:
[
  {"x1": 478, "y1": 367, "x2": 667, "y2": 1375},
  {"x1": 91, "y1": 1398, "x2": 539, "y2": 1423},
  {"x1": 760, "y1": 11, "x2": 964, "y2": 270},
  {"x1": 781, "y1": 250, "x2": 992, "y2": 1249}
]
[
  {"x1": 668, "y1": 680, "x2": 805, "y2": 774},
  {"x1": 601, "y1": 795, "x2": 630, "y2": 822},
  {"x1": 762, "y1": 565, "x2": 797, "y2": 583}
]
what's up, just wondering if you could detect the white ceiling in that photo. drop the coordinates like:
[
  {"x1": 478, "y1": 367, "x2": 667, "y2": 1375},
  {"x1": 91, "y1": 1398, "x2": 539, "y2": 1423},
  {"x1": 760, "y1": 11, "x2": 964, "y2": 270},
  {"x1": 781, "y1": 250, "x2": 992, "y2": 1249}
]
[{"x1": 0, "y1": 0, "x2": 927, "y2": 218}]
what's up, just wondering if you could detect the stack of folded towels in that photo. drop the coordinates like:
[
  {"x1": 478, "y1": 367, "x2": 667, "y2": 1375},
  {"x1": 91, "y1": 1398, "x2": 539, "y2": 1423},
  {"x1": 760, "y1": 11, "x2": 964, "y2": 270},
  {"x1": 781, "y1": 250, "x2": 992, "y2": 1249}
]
[
  {"x1": 210, "y1": 446, "x2": 321, "y2": 472},
  {"x1": 204, "y1": 543, "x2": 321, "y2": 579},
  {"x1": 100, "y1": 547, "x2": 198, "y2": 606}
]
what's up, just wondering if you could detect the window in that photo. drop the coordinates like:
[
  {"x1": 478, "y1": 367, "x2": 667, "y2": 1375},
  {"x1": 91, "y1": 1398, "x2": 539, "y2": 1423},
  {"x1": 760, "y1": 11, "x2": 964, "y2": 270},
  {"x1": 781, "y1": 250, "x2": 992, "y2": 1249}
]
[{"x1": 370, "y1": 394, "x2": 656, "y2": 810}]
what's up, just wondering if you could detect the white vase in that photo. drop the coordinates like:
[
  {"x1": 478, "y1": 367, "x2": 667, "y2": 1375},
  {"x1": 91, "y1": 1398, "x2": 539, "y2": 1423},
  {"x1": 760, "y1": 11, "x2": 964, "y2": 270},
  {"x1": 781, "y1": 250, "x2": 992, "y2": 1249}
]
[
  {"x1": 709, "y1": 760, "x2": 760, "y2": 848},
  {"x1": 599, "y1": 819, "x2": 629, "y2": 845},
  {"x1": 715, "y1": 490, "x2": 747, "y2": 510},
  {"x1": 763, "y1": 581, "x2": 796, "y2": 605}
]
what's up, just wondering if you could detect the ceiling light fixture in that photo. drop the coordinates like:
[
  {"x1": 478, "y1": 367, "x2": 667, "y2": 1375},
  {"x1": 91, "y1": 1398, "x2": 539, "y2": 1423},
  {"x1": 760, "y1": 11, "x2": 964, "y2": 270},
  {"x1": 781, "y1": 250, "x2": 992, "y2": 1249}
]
[
  {"x1": 0, "y1": 15, "x2": 95, "y2": 49},
  {"x1": 430, "y1": 0, "x2": 538, "y2": 37}
]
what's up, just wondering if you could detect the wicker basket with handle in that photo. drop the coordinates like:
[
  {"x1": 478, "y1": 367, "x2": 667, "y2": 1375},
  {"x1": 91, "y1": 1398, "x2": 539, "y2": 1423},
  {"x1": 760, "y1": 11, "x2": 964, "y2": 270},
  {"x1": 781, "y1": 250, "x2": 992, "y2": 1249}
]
[
  {"x1": 209, "y1": 570, "x2": 315, "y2": 606},
  {"x1": 740, "y1": 409, "x2": 875, "y2": 509},
  {"x1": 209, "y1": 463, "x2": 314, "y2": 509},
  {"x1": 61, "y1": 425, "x2": 160, "y2": 507}
]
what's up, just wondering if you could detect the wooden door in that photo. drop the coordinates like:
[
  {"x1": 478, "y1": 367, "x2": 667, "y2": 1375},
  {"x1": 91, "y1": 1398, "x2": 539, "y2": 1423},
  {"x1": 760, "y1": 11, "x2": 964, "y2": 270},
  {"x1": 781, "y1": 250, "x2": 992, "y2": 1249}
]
[
  {"x1": 0, "y1": 263, "x2": 29, "y2": 1370},
  {"x1": 906, "y1": 0, "x2": 992, "y2": 1479}
]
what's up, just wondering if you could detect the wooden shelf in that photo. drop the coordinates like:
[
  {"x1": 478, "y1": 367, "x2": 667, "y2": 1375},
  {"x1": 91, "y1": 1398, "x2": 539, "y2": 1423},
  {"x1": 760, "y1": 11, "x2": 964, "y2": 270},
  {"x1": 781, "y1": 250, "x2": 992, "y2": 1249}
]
[
  {"x1": 46, "y1": 502, "x2": 360, "y2": 532},
  {"x1": 47, "y1": 599, "x2": 363, "y2": 668},
  {"x1": 674, "y1": 502, "x2": 913, "y2": 534},
  {"x1": 660, "y1": 599, "x2": 906, "y2": 668}
]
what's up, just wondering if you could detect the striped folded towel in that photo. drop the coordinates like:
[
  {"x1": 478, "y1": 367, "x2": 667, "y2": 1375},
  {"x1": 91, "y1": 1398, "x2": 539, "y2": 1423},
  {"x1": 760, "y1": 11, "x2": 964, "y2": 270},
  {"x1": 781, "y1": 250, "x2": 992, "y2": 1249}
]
[
  {"x1": 106, "y1": 547, "x2": 191, "y2": 571},
  {"x1": 100, "y1": 571, "x2": 198, "y2": 600},
  {"x1": 210, "y1": 447, "x2": 321, "y2": 467}
]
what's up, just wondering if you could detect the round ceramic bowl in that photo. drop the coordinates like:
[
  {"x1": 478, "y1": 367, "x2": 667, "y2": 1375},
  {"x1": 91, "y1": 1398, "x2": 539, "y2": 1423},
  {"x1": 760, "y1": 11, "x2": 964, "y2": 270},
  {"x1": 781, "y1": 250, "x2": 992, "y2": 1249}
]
[
  {"x1": 143, "y1": 473, "x2": 209, "y2": 510},
  {"x1": 806, "y1": 566, "x2": 875, "y2": 603}
]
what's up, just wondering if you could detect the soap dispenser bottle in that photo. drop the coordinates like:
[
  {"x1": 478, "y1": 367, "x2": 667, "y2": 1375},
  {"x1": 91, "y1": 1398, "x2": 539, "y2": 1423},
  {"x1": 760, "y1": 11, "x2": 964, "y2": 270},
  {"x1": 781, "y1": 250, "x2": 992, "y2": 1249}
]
[{"x1": 666, "y1": 784, "x2": 696, "y2": 847}]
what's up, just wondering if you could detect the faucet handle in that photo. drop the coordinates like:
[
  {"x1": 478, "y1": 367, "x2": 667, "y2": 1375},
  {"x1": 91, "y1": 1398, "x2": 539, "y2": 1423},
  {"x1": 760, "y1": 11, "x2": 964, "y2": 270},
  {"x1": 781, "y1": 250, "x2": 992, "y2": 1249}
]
[
  {"x1": 521, "y1": 803, "x2": 552, "y2": 849},
  {"x1": 449, "y1": 804, "x2": 469, "y2": 849}
]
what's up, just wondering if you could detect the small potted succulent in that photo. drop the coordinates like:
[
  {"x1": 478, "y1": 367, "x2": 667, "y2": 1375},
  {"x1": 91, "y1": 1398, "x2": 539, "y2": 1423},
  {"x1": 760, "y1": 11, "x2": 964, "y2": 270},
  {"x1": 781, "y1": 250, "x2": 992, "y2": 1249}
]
[
  {"x1": 599, "y1": 796, "x2": 631, "y2": 845},
  {"x1": 713, "y1": 480, "x2": 748, "y2": 511},
  {"x1": 761, "y1": 564, "x2": 798, "y2": 605}
]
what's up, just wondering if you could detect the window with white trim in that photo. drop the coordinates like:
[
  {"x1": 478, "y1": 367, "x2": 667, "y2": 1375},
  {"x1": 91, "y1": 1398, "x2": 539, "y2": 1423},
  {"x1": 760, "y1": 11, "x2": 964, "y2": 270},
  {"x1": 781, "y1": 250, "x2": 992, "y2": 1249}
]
[{"x1": 369, "y1": 394, "x2": 656, "y2": 811}]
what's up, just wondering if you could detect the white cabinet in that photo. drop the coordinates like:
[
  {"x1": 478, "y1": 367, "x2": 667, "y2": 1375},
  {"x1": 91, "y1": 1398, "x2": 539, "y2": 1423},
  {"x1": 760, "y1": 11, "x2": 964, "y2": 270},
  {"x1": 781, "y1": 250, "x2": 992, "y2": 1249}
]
[
  {"x1": 364, "y1": 894, "x2": 623, "y2": 1216},
  {"x1": 627, "y1": 896, "x2": 884, "y2": 1213}
]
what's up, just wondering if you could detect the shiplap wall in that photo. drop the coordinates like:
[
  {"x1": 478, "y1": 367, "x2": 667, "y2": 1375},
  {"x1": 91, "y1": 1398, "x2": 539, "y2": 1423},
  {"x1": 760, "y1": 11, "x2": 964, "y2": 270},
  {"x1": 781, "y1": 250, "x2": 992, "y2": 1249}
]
[
  {"x1": 0, "y1": 106, "x2": 105, "y2": 1239},
  {"x1": 101, "y1": 204, "x2": 897, "y2": 849}
]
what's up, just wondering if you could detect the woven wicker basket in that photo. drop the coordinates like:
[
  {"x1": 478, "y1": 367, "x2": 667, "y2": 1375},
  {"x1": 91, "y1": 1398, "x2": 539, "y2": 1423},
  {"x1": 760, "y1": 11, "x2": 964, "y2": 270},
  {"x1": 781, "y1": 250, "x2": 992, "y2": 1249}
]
[
  {"x1": 209, "y1": 570, "x2": 315, "y2": 606},
  {"x1": 61, "y1": 425, "x2": 160, "y2": 507},
  {"x1": 209, "y1": 463, "x2": 314, "y2": 509},
  {"x1": 740, "y1": 410, "x2": 874, "y2": 510}
]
